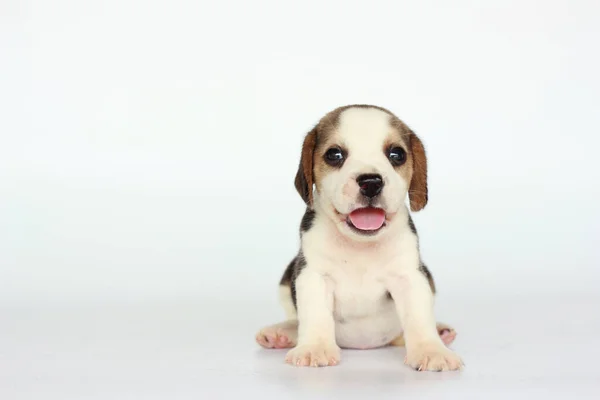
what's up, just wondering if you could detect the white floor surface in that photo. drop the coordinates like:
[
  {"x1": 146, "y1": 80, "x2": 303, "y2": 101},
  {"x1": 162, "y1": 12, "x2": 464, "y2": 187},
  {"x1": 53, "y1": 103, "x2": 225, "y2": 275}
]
[{"x1": 1, "y1": 294, "x2": 599, "y2": 399}]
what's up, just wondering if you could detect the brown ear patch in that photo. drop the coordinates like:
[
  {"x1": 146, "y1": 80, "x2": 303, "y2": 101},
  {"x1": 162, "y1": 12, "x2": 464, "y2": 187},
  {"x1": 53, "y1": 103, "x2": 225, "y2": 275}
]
[
  {"x1": 294, "y1": 128, "x2": 317, "y2": 206},
  {"x1": 408, "y1": 133, "x2": 428, "y2": 212}
]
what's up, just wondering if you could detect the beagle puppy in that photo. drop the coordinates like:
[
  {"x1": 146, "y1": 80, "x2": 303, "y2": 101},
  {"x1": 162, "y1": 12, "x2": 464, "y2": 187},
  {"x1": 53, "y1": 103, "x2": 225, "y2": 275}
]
[{"x1": 256, "y1": 105, "x2": 463, "y2": 371}]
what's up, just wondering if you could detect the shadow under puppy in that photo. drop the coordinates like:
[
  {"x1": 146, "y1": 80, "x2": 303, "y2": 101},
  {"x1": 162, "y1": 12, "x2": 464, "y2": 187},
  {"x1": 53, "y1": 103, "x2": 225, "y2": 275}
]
[{"x1": 256, "y1": 105, "x2": 463, "y2": 371}]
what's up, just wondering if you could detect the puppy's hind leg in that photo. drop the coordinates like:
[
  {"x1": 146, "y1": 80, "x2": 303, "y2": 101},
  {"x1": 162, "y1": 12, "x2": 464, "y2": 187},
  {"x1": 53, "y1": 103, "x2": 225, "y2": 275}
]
[
  {"x1": 256, "y1": 284, "x2": 299, "y2": 349},
  {"x1": 390, "y1": 322, "x2": 457, "y2": 347},
  {"x1": 256, "y1": 319, "x2": 298, "y2": 349}
]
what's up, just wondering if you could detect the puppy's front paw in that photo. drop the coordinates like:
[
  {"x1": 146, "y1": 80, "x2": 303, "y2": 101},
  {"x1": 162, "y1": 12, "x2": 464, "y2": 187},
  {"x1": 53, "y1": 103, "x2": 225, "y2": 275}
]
[
  {"x1": 405, "y1": 342, "x2": 463, "y2": 371},
  {"x1": 285, "y1": 342, "x2": 341, "y2": 367}
]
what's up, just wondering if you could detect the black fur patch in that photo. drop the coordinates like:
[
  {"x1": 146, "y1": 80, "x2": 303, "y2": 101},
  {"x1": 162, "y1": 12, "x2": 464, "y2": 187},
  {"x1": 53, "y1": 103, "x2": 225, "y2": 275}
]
[
  {"x1": 279, "y1": 258, "x2": 295, "y2": 286},
  {"x1": 300, "y1": 208, "x2": 316, "y2": 232},
  {"x1": 289, "y1": 252, "x2": 307, "y2": 309},
  {"x1": 408, "y1": 215, "x2": 417, "y2": 234},
  {"x1": 419, "y1": 263, "x2": 436, "y2": 294},
  {"x1": 279, "y1": 209, "x2": 314, "y2": 311}
]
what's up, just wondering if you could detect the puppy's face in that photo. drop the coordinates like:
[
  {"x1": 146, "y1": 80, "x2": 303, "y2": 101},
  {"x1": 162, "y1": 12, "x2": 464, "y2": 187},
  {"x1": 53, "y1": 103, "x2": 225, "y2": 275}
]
[{"x1": 295, "y1": 106, "x2": 428, "y2": 241}]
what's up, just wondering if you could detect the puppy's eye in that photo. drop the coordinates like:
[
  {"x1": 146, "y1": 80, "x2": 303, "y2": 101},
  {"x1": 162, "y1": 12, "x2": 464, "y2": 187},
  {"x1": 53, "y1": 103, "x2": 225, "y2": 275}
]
[
  {"x1": 325, "y1": 147, "x2": 345, "y2": 166},
  {"x1": 388, "y1": 147, "x2": 407, "y2": 166}
]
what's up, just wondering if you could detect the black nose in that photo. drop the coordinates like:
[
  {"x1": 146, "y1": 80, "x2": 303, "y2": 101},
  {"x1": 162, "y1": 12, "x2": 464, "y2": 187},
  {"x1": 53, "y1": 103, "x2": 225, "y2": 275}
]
[{"x1": 356, "y1": 174, "x2": 384, "y2": 198}]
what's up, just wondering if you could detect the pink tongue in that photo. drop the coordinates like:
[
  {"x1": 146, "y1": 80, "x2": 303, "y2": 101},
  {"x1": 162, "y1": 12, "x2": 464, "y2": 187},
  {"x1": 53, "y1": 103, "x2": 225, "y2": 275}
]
[{"x1": 348, "y1": 208, "x2": 386, "y2": 231}]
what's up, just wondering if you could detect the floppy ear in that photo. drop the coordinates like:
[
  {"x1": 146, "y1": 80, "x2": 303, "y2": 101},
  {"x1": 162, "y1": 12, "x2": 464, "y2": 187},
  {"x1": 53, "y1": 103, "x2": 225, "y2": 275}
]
[
  {"x1": 294, "y1": 128, "x2": 317, "y2": 207},
  {"x1": 408, "y1": 132, "x2": 428, "y2": 212}
]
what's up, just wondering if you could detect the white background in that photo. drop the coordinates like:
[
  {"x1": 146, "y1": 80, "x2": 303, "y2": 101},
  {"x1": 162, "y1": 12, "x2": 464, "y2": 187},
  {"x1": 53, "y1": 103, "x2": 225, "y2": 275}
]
[{"x1": 1, "y1": 0, "x2": 599, "y2": 399}]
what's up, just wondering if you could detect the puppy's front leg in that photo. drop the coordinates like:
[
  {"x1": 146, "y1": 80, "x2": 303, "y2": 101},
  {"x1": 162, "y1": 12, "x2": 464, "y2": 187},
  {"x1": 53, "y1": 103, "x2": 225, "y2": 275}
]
[
  {"x1": 388, "y1": 270, "x2": 463, "y2": 371},
  {"x1": 285, "y1": 268, "x2": 340, "y2": 367}
]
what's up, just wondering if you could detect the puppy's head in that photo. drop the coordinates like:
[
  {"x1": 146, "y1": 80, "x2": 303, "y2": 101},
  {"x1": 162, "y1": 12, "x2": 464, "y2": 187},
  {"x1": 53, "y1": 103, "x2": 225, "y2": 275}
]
[{"x1": 295, "y1": 105, "x2": 428, "y2": 240}]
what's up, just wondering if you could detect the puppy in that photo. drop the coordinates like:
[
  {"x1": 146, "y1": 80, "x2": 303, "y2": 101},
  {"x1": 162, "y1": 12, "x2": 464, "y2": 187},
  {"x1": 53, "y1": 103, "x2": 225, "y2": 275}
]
[{"x1": 256, "y1": 105, "x2": 463, "y2": 371}]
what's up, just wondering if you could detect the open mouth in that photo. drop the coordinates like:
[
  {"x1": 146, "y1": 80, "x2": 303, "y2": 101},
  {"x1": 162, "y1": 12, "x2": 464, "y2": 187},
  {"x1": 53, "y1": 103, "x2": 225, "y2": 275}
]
[{"x1": 346, "y1": 207, "x2": 387, "y2": 235}]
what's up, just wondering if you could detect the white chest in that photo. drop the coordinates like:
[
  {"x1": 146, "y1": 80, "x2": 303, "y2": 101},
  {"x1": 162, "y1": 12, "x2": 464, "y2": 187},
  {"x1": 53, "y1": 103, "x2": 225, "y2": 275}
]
[
  {"x1": 327, "y1": 268, "x2": 402, "y2": 349},
  {"x1": 330, "y1": 269, "x2": 389, "y2": 318}
]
